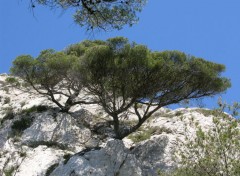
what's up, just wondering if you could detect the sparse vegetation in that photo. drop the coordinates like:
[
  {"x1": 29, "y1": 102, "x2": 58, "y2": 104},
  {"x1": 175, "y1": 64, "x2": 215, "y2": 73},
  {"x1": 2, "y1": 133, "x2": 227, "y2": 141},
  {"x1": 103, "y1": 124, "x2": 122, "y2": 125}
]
[
  {"x1": 63, "y1": 153, "x2": 72, "y2": 164},
  {"x1": 11, "y1": 116, "x2": 33, "y2": 136},
  {"x1": 128, "y1": 126, "x2": 172, "y2": 143},
  {"x1": 163, "y1": 101, "x2": 240, "y2": 176},
  {"x1": 5, "y1": 77, "x2": 20, "y2": 87},
  {"x1": 19, "y1": 151, "x2": 27, "y2": 158},
  {"x1": 194, "y1": 108, "x2": 229, "y2": 118},
  {"x1": 3, "y1": 167, "x2": 15, "y2": 176},
  {"x1": 175, "y1": 111, "x2": 183, "y2": 116},
  {"x1": 27, "y1": 141, "x2": 67, "y2": 150},
  {"x1": 21, "y1": 105, "x2": 48, "y2": 115}
]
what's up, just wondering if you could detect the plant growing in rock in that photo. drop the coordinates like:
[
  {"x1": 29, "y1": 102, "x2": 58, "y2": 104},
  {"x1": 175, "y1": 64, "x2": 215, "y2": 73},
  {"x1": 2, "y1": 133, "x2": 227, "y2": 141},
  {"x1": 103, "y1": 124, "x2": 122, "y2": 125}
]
[
  {"x1": 77, "y1": 37, "x2": 230, "y2": 139},
  {"x1": 11, "y1": 37, "x2": 231, "y2": 139},
  {"x1": 11, "y1": 116, "x2": 34, "y2": 136},
  {"x1": 169, "y1": 101, "x2": 240, "y2": 176}
]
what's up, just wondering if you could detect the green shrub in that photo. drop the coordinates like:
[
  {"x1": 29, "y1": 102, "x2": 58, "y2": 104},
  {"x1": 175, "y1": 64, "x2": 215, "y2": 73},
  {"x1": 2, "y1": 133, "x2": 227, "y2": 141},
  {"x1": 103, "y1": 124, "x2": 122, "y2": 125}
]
[
  {"x1": 194, "y1": 109, "x2": 229, "y2": 119},
  {"x1": 3, "y1": 167, "x2": 15, "y2": 176},
  {"x1": 128, "y1": 126, "x2": 172, "y2": 143},
  {"x1": 5, "y1": 77, "x2": 20, "y2": 87},
  {"x1": 172, "y1": 105, "x2": 240, "y2": 176},
  {"x1": 21, "y1": 105, "x2": 48, "y2": 115},
  {"x1": 19, "y1": 152, "x2": 27, "y2": 158},
  {"x1": 63, "y1": 153, "x2": 72, "y2": 164},
  {"x1": 11, "y1": 117, "x2": 33, "y2": 135},
  {"x1": 175, "y1": 111, "x2": 183, "y2": 116},
  {"x1": 27, "y1": 141, "x2": 67, "y2": 150}
]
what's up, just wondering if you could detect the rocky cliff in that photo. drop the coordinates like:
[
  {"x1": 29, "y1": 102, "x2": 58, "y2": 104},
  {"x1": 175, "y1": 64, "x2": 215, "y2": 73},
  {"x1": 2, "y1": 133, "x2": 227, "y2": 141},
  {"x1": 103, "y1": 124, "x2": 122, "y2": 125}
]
[{"x1": 0, "y1": 73, "x2": 235, "y2": 176}]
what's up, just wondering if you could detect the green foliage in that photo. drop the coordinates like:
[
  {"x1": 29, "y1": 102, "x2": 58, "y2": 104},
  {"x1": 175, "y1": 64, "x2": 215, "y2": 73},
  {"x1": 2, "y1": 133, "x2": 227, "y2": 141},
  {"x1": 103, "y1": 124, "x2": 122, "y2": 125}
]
[
  {"x1": 21, "y1": 105, "x2": 48, "y2": 115},
  {"x1": 11, "y1": 50, "x2": 84, "y2": 112},
  {"x1": 77, "y1": 37, "x2": 230, "y2": 138},
  {"x1": 27, "y1": 141, "x2": 67, "y2": 150},
  {"x1": 11, "y1": 117, "x2": 33, "y2": 136},
  {"x1": 171, "y1": 103, "x2": 240, "y2": 176},
  {"x1": 28, "y1": 0, "x2": 146, "y2": 31},
  {"x1": 5, "y1": 77, "x2": 20, "y2": 87},
  {"x1": 128, "y1": 126, "x2": 172, "y2": 143},
  {"x1": 19, "y1": 151, "x2": 27, "y2": 158},
  {"x1": 63, "y1": 153, "x2": 72, "y2": 164},
  {"x1": 11, "y1": 37, "x2": 231, "y2": 139},
  {"x1": 3, "y1": 167, "x2": 15, "y2": 176},
  {"x1": 195, "y1": 108, "x2": 229, "y2": 118},
  {"x1": 175, "y1": 111, "x2": 183, "y2": 117}
]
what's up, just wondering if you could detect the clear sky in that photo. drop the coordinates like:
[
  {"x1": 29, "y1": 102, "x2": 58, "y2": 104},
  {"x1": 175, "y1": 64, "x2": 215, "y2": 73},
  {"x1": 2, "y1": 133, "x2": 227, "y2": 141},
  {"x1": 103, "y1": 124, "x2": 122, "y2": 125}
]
[{"x1": 1, "y1": 0, "x2": 240, "y2": 108}]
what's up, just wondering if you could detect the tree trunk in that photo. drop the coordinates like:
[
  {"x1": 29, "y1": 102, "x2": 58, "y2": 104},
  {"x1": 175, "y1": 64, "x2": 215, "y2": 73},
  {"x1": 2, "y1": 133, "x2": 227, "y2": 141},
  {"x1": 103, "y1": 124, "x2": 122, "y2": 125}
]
[{"x1": 112, "y1": 114, "x2": 122, "y2": 139}]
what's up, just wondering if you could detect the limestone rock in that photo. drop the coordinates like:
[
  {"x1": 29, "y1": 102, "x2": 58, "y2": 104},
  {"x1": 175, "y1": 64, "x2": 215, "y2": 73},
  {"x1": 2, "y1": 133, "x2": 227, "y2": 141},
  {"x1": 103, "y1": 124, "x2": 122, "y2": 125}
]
[
  {"x1": 22, "y1": 112, "x2": 92, "y2": 152},
  {"x1": 50, "y1": 140, "x2": 143, "y2": 176}
]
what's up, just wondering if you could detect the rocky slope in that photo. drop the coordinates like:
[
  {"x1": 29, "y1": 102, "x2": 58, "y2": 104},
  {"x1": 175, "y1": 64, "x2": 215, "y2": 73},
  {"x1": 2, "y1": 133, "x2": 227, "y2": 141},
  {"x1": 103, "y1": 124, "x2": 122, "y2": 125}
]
[{"x1": 0, "y1": 73, "x2": 235, "y2": 176}]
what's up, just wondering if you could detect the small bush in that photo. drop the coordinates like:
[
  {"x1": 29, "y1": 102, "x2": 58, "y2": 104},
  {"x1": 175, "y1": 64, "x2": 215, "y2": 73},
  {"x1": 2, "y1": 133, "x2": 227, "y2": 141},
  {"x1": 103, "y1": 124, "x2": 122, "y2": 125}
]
[
  {"x1": 19, "y1": 152, "x2": 27, "y2": 158},
  {"x1": 128, "y1": 126, "x2": 172, "y2": 143},
  {"x1": 11, "y1": 117, "x2": 33, "y2": 135},
  {"x1": 195, "y1": 109, "x2": 229, "y2": 118},
  {"x1": 3, "y1": 167, "x2": 15, "y2": 176},
  {"x1": 63, "y1": 153, "x2": 72, "y2": 164},
  {"x1": 21, "y1": 105, "x2": 48, "y2": 115},
  {"x1": 175, "y1": 111, "x2": 183, "y2": 116},
  {"x1": 5, "y1": 77, "x2": 20, "y2": 86},
  {"x1": 173, "y1": 107, "x2": 240, "y2": 176},
  {"x1": 27, "y1": 141, "x2": 67, "y2": 150}
]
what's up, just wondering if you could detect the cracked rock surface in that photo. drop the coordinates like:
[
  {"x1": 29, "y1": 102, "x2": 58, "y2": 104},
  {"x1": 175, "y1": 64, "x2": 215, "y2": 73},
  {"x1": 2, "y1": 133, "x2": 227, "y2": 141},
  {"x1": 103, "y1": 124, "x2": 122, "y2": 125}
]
[
  {"x1": 0, "y1": 74, "x2": 237, "y2": 176},
  {"x1": 51, "y1": 140, "x2": 143, "y2": 176}
]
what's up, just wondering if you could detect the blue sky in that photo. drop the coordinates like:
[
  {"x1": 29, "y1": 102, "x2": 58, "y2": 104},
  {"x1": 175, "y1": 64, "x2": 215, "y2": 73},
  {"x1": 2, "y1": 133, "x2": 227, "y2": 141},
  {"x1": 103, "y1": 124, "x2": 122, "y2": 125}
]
[{"x1": 1, "y1": 0, "x2": 240, "y2": 109}]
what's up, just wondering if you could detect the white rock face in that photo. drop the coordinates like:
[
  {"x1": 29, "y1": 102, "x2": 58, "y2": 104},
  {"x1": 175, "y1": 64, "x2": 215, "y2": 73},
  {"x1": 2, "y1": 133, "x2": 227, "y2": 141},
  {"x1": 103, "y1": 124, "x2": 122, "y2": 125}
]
[
  {"x1": 0, "y1": 74, "x2": 238, "y2": 176},
  {"x1": 15, "y1": 146, "x2": 65, "y2": 176},
  {"x1": 50, "y1": 140, "x2": 143, "y2": 176},
  {"x1": 22, "y1": 111, "x2": 92, "y2": 152}
]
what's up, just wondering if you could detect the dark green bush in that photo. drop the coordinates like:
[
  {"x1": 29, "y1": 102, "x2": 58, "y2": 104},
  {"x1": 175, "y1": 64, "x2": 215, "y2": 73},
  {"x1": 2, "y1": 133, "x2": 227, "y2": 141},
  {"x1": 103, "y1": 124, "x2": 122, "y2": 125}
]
[
  {"x1": 63, "y1": 153, "x2": 72, "y2": 164},
  {"x1": 11, "y1": 117, "x2": 33, "y2": 135},
  {"x1": 128, "y1": 126, "x2": 172, "y2": 143},
  {"x1": 5, "y1": 77, "x2": 20, "y2": 87},
  {"x1": 27, "y1": 141, "x2": 67, "y2": 150},
  {"x1": 21, "y1": 105, "x2": 48, "y2": 115}
]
